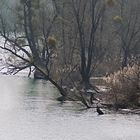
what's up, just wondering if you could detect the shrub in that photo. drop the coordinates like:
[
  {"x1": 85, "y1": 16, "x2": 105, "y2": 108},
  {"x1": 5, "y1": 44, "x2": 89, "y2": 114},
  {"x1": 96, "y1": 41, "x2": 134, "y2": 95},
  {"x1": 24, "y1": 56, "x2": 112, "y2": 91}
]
[{"x1": 105, "y1": 64, "x2": 140, "y2": 109}]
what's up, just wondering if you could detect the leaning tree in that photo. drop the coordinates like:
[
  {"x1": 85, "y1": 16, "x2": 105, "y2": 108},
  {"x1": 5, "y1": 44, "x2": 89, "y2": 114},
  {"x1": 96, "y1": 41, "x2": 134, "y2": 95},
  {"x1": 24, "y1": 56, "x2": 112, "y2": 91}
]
[
  {"x1": 0, "y1": 0, "x2": 96, "y2": 108},
  {"x1": 0, "y1": 0, "x2": 68, "y2": 96}
]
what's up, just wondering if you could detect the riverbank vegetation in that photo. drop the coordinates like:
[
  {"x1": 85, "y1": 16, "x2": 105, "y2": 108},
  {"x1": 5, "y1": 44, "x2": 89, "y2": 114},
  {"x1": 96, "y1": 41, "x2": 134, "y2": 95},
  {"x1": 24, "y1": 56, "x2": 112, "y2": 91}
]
[
  {"x1": 105, "y1": 64, "x2": 140, "y2": 109},
  {"x1": 0, "y1": 0, "x2": 140, "y2": 110}
]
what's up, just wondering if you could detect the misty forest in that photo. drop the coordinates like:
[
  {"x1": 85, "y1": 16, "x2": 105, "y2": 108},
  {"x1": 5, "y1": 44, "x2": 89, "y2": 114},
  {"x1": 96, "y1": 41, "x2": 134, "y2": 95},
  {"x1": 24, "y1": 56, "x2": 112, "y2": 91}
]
[{"x1": 0, "y1": 0, "x2": 140, "y2": 140}]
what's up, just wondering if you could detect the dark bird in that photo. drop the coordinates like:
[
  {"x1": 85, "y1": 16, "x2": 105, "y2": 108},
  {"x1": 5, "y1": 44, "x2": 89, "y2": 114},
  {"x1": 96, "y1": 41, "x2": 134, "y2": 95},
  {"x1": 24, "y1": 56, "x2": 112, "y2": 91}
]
[
  {"x1": 56, "y1": 96, "x2": 66, "y2": 102},
  {"x1": 96, "y1": 106, "x2": 104, "y2": 115}
]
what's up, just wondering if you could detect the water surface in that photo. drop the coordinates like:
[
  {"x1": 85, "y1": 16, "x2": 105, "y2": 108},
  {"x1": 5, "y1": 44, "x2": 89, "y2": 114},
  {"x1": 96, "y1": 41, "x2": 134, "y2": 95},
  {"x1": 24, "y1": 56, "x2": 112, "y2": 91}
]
[{"x1": 0, "y1": 75, "x2": 140, "y2": 140}]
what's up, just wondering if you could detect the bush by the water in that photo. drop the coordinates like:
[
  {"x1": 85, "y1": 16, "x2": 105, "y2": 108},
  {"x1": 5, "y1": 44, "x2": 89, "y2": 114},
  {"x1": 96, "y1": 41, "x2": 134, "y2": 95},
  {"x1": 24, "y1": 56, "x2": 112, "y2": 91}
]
[{"x1": 105, "y1": 64, "x2": 140, "y2": 108}]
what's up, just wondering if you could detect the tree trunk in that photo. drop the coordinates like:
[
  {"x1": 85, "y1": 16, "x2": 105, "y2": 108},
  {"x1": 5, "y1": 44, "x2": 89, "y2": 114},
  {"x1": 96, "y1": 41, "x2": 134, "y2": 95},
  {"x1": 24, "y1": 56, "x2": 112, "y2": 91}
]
[
  {"x1": 81, "y1": 73, "x2": 91, "y2": 89},
  {"x1": 122, "y1": 49, "x2": 128, "y2": 68}
]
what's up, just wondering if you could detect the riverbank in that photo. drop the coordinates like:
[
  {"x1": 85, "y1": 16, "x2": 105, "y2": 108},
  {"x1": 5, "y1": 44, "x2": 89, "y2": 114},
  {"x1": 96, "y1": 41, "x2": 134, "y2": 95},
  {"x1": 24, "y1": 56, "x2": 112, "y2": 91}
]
[{"x1": 59, "y1": 77, "x2": 140, "y2": 114}]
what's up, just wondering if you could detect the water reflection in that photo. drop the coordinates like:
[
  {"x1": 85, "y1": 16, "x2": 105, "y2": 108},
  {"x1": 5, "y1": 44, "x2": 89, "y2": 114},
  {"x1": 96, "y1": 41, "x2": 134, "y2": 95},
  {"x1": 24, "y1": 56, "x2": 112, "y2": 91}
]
[{"x1": 0, "y1": 75, "x2": 140, "y2": 140}]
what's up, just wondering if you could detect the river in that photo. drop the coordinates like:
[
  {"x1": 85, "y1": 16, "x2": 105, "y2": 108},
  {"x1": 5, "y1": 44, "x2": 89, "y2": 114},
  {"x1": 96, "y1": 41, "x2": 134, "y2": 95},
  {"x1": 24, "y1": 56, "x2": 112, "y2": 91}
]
[{"x1": 0, "y1": 75, "x2": 140, "y2": 140}]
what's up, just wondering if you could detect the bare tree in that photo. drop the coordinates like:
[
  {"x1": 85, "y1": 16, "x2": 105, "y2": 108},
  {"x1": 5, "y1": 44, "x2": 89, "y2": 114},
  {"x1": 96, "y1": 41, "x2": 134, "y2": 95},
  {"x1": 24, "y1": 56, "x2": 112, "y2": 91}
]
[
  {"x1": 113, "y1": 0, "x2": 140, "y2": 68},
  {"x1": 70, "y1": 0, "x2": 106, "y2": 88}
]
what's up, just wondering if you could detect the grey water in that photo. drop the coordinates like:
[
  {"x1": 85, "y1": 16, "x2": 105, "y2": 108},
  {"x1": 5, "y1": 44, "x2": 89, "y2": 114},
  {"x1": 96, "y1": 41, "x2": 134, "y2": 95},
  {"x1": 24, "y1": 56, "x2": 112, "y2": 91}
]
[{"x1": 0, "y1": 75, "x2": 140, "y2": 140}]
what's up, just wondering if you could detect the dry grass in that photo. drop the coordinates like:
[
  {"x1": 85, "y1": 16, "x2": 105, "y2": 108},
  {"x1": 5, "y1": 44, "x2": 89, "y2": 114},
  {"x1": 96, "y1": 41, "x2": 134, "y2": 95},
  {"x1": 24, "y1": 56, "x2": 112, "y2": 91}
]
[{"x1": 105, "y1": 64, "x2": 140, "y2": 108}]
